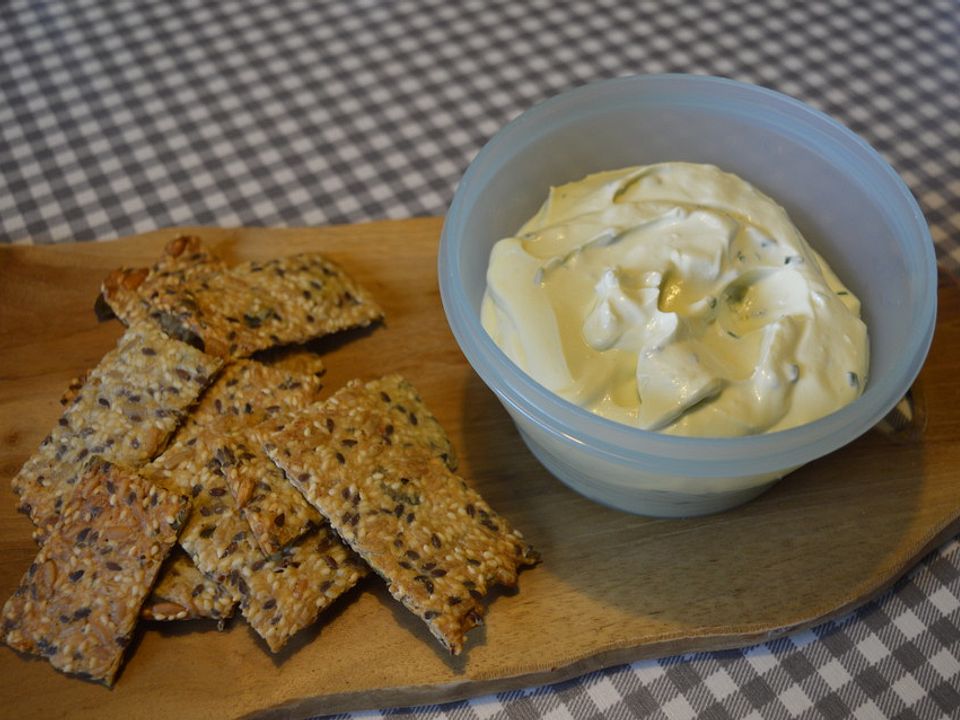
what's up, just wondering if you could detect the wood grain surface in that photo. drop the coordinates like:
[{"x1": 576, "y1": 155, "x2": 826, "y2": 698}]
[{"x1": 0, "y1": 221, "x2": 958, "y2": 719}]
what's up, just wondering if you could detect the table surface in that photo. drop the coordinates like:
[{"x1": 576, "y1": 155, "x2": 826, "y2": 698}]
[{"x1": 1, "y1": 1, "x2": 958, "y2": 718}]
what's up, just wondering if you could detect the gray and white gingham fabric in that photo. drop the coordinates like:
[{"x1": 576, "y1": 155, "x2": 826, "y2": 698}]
[{"x1": 2, "y1": 0, "x2": 959, "y2": 717}]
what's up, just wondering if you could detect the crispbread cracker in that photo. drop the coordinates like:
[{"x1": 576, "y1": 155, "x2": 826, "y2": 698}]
[
  {"x1": 178, "y1": 359, "x2": 324, "y2": 441},
  {"x1": 217, "y1": 433, "x2": 321, "y2": 555},
  {"x1": 248, "y1": 374, "x2": 456, "y2": 554},
  {"x1": 268, "y1": 375, "x2": 458, "y2": 470},
  {"x1": 141, "y1": 549, "x2": 236, "y2": 623},
  {"x1": 1, "y1": 459, "x2": 189, "y2": 686},
  {"x1": 263, "y1": 377, "x2": 538, "y2": 654},
  {"x1": 148, "y1": 271, "x2": 283, "y2": 358},
  {"x1": 99, "y1": 235, "x2": 225, "y2": 336},
  {"x1": 172, "y1": 360, "x2": 324, "y2": 554},
  {"x1": 146, "y1": 430, "x2": 366, "y2": 652},
  {"x1": 11, "y1": 321, "x2": 221, "y2": 542},
  {"x1": 99, "y1": 237, "x2": 383, "y2": 358},
  {"x1": 232, "y1": 253, "x2": 382, "y2": 351},
  {"x1": 240, "y1": 525, "x2": 367, "y2": 653}
]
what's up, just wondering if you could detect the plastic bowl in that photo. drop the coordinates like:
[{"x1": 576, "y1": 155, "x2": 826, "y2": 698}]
[{"x1": 438, "y1": 75, "x2": 937, "y2": 517}]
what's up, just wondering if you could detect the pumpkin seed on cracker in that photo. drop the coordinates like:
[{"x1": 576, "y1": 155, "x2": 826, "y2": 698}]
[
  {"x1": 263, "y1": 376, "x2": 539, "y2": 655},
  {"x1": 1, "y1": 459, "x2": 189, "y2": 686},
  {"x1": 11, "y1": 320, "x2": 222, "y2": 542}
]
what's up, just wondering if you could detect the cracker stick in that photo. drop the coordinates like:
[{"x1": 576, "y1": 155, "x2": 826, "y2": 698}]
[
  {"x1": 146, "y1": 430, "x2": 367, "y2": 652},
  {"x1": 237, "y1": 373, "x2": 457, "y2": 554},
  {"x1": 240, "y1": 525, "x2": 367, "y2": 653},
  {"x1": 141, "y1": 549, "x2": 236, "y2": 623},
  {"x1": 263, "y1": 377, "x2": 538, "y2": 654},
  {"x1": 153, "y1": 253, "x2": 383, "y2": 358},
  {"x1": 238, "y1": 373, "x2": 457, "y2": 555},
  {"x1": 1, "y1": 460, "x2": 189, "y2": 686},
  {"x1": 11, "y1": 321, "x2": 221, "y2": 542}
]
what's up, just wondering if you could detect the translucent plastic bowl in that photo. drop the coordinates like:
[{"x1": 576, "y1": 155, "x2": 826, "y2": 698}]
[{"x1": 438, "y1": 75, "x2": 937, "y2": 517}]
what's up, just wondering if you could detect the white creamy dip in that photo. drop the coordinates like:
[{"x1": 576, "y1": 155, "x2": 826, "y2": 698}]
[{"x1": 481, "y1": 163, "x2": 869, "y2": 437}]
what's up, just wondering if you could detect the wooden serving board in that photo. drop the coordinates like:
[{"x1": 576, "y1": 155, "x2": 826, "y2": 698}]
[{"x1": 1, "y1": 221, "x2": 958, "y2": 719}]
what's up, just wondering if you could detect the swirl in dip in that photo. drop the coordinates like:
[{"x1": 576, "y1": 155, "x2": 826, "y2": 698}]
[{"x1": 481, "y1": 163, "x2": 869, "y2": 437}]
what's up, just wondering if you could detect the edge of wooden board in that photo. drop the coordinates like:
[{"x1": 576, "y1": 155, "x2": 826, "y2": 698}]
[{"x1": 1, "y1": 224, "x2": 958, "y2": 719}]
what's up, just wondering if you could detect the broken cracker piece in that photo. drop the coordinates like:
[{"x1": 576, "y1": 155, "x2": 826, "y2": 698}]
[
  {"x1": 172, "y1": 360, "x2": 325, "y2": 554},
  {"x1": 241, "y1": 525, "x2": 367, "y2": 653},
  {"x1": 11, "y1": 321, "x2": 221, "y2": 542},
  {"x1": 141, "y1": 548, "x2": 236, "y2": 623},
  {"x1": 263, "y1": 378, "x2": 538, "y2": 655},
  {"x1": 268, "y1": 374, "x2": 458, "y2": 470},
  {"x1": 99, "y1": 235, "x2": 225, "y2": 338},
  {"x1": 99, "y1": 237, "x2": 383, "y2": 358},
  {"x1": 1, "y1": 459, "x2": 189, "y2": 686},
  {"x1": 217, "y1": 432, "x2": 321, "y2": 556},
  {"x1": 240, "y1": 373, "x2": 457, "y2": 555},
  {"x1": 178, "y1": 359, "x2": 324, "y2": 442},
  {"x1": 156, "y1": 253, "x2": 383, "y2": 358},
  {"x1": 146, "y1": 430, "x2": 366, "y2": 652},
  {"x1": 231, "y1": 253, "x2": 383, "y2": 352}
]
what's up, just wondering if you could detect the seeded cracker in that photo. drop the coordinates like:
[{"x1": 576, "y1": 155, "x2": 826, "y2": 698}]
[
  {"x1": 252, "y1": 374, "x2": 458, "y2": 554},
  {"x1": 146, "y1": 430, "x2": 367, "y2": 652},
  {"x1": 1, "y1": 460, "x2": 189, "y2": 686},
  {"x1": 99, "y1": 235, "x2": 225, "y2": 338},
  {"x1": 232, "y1": 253, "x2": 383, "y2": 353},
  {"x1": 155, "y1": 253, "x2": 383, "y2": 358},
  {"x1": 263, "y1": 377, "x2": 539, "y2": 654},
  {"x1": 259, "y1": 375, "x2": 458, "y2": 470},
  {"x1": 99, "y1": 237, "x2": 383, "y2": 358},
  {"x1": 11, "y1": 321, "x2": 222, "y2": 542},
  {"x1": 173, "y1": 360, "x2": 325, "y2": 554},
  {"x1": 141, "y1": 548, "x2": 236, "y2": 623},
  {"x1": 58, "y1": 374, "x2": 87, "y2": 408},
  {"x1": 178, "y1": 359, "x2": 324, "y2": 440},
  {"x1": 217, "y1": 433, "x2": 322, "y2": 555}
]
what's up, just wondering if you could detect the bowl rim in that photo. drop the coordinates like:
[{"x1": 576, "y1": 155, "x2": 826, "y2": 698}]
[{"x1": 438, "y1": 74, "x2": 938, "y2": 478}]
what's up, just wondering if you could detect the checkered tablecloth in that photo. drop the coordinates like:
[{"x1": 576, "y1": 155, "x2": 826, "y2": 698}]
[{"x1": 2, "y1": 0, "x2": 959, "y2": 717}]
